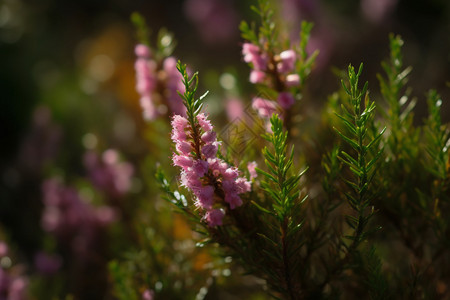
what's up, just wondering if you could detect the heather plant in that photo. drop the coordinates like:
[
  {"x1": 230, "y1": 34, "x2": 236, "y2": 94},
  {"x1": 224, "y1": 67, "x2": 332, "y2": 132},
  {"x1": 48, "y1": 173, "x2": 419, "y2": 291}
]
[{"x1": 109, "y1": 1, "x2": 450, "y2": 299}]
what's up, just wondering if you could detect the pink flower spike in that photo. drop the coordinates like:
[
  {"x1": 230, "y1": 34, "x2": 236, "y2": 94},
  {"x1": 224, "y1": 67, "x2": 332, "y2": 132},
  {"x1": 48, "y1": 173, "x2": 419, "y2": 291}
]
[
  {"x1": 197, "y1": 113, "x2": 213, "y2": 131},
  {"x1": 201, "y1": 131, "x2": 216, "y2": 144},
  {"x1": 277, "y1": 92, "x2": 295, "y2": 109},
  {"x1": 277, "y1": 50, "x2": 296, "y2": 73},
  {"x1": 205, "y1": 209, "x2": 225, "y2": 226},
  {"x1": 249, "y1": 70, "x2": 266, "y2": 84},
  {"x1": 285, "y1": 74, "x2": 300, "y2": 87},
  {"x1": 135, "y1": 44, "x2": 151, "y2": 58},
  {"x1": 173, "y1": 155, "x2": 193, "y2": 169}
]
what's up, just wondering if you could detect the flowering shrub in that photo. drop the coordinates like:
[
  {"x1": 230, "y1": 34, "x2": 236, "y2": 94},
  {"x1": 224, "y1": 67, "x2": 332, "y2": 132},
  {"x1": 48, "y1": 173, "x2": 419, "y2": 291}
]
[{"x1": 0, "y1": 1, "x2": 449, "y2": 299}]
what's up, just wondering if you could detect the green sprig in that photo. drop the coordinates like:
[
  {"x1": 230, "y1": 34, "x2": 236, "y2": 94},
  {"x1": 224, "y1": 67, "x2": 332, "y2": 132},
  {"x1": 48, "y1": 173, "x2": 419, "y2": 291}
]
[{"x1": 335, "y1": 63, "x2": 384, "y2": 244}]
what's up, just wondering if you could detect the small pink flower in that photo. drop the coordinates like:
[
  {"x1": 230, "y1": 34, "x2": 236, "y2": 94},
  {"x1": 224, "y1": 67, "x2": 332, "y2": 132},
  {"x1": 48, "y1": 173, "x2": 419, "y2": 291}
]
[
  {"x1": 242, "y1": 43, "x2": 260, "y2": 58},
  {"x1": 285, "y1": 74, "x2": 300, "y2": 87},
  {"x1": 173, "y1": 155, "x2": 193, "y2": 169},
  {"x1": 135, "y1": 44, "x2": 151, "y2": 58},
  {"x1": 140, "y1": 96, "x2": 158, "y2": 120},
  {"x1": 249, "y1": 70, "x2": 266, "y2": 83},
  {"x1": 196, "y1": 185, "x2": 215, "y2": 209},
  {"x1": 192, "y1": 159, "x2": 209, "y2": 176},
  {"x1": 242, "y1": 43, "x2": 267, "y2": 70},
  {"x1": 223, "y1": 167, "x2": 239, "y2": 180},
  {"x1": 181, "y1": 171, "x2": 203, "y2": 190},
  {"x1": 163, "y1": 56, "x2": 178, "y2": 73},
  {"x1": 277, "y1": 92, "x2": 295, "y2": 109},
  {"x1": 171, "y1": 115, "x2": 189, "y2": 132},
  {"x1": 277, "y1": 50, "x2": 296, "y2": 73},
  {"x1": 142, "y1": 289, "x2": 155, "y2": 300},
  {"x1": 222, "y1": 179, "x2": 237, "y2": 195},
  {"x1": 224, "y1": 193, "x2": 242, "y2": 209},
  {"x1": 225, "y1": 98, "x2": 244, "y2": 121},
  {"x1": 0, "y1": 241, "x2": 8, "y2": 257},
  {"x1": 95, "y1": 206, "x2": 118, "y2": 226},
  {"x1": 236, "y1": 177, "x2": 252, "y2": 193},
  {"x1": 252, "y1": 98, "x2": 278, "y2": 118},
  {"x1": 176, "y1": 141, "x2": 192, "y2": 155},
  {"x1": 201, "y1": 131, "x2": 216, "y2": 144},
  {"x1": 205, "y1": 209, "x2": 225, "y2": 226},
  {"x1": 202, "y1": 143, "x2": 218, "y2": 159},
  {"x1": 197, "y1": 113, "x2": 213, "y2": 131}
]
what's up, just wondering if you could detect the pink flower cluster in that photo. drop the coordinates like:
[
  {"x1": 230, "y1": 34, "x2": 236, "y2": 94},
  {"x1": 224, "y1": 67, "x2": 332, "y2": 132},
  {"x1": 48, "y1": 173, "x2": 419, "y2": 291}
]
[
  {"x1": 83, "y1": 149, "x2": 133, "y2": 198},
  {"x1": 171, "y1": 114, "x2": 251, "y2": 226},
  {"x1": 41, "y1": 179, "x2": 116, "y2": 254},
  {"x1": 135, "y1": 44, "x2": 186, "y2": 120},
  {"x1": 242, "y1": 42, "x2": 300, "y2": 117}
]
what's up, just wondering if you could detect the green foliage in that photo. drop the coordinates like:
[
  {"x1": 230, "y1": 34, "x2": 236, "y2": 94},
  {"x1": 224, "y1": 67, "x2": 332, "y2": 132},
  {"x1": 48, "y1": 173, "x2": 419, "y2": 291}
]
[
  {"x1": 131, "y1": 12, "x2": 151, "y2": 47},
  {"x1": 424, "y1": 90, "x2": 450, "y2": 180},
  {"x1": 240, "y1": 0, "x2": 278, "y2": 48},
  {"x1": 297, "y1": 21, "x2": 319, "y2": 87},
  {"x1": 258, "y1": 114, "x2": 307, "y2": 221},
  {"x1": 255, "y1": 114, "x2": 307, "y2": 299},
  {"x1": 335, "y1": 64, "x2": 384, "y2": 244}
]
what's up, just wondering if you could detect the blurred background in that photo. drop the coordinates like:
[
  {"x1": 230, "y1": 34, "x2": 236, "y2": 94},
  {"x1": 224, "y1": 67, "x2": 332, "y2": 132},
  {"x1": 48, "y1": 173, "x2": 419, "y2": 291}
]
[{"x1": 0, "y1": 0, "x2": 449, "y2": 298}]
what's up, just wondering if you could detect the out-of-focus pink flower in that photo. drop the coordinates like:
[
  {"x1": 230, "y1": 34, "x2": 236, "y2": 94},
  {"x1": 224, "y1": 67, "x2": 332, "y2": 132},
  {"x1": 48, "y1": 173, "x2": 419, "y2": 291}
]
[
  {"x1": 277, "y1": 50, "x2": 296, "y2": 73},
  {"x1": 242, "y1": 43, "x2": 267, "y2": 71},
  {"x1": 135, "y1": 44, "x2": 151, "y2": 58},
  {"x1": 205, "y1": 209, "x2": 225, "y2": 227},
  {"x1": 34, "y1": 252, "x2": 62, "y2": 275},
  {"x1": 247, "y1": 161, "x2": 258, "y2": 180},
  {"x1": 277, "y1": 92, "x2": 295, "y2": 109},
  {"x1": 0, "y1": 250, "x2": 28, "y2": 300},
  {"x1": 285, "y1": 74, "x2": 300, "y2": 87},
  {"x1": 250, "y1": 70, "x2": 266, "y2": 84},
  {"x1": 0, "y1": 242, "x2": 8, "y2": 257},
  {"x1": 142, "y1": 289, "x2": 155, "y2": 300},
  {"x1": 8, "y1": 277, "x2": 28, "y2": 300},
  {"x1": 184, "y1": 0, "x2": 239, "y2": 45},
  {"x1": 134, "y1": 46, "x2": 186, "y2": 120},
  {"x1": 225, "y1": 98, "x2": 244, "y2": 121},
  {"x1": 252, "y1": 98, "x2": 278, "y2": 118},
  {"x1": 41, "y1": 178, "x2": 116, "y2": 258},
  {"x1": 163, "y1": 57, "x2": 186, "y2": 116},
  {"x1": 84, "y1": 150, "x2": 134, "y2": 198},
  {"x1": 361, "y1": 0, "x2": 398, "y2": 23}
]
